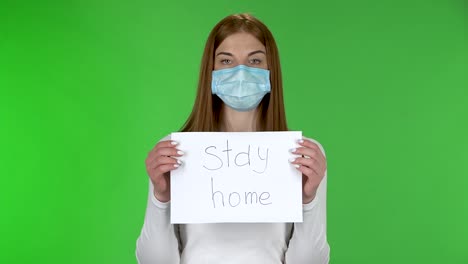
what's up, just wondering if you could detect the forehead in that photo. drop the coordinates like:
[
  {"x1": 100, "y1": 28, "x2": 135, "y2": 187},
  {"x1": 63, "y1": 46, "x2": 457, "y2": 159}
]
[{"x1": 216, "y1": 32, "x2": 265, "y2": 53}]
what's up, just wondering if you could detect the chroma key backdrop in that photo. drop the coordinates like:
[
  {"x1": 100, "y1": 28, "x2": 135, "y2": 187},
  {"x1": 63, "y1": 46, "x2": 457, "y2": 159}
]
[{"x1": 1, "y1": 0, "x2": 467, "y2": 263}]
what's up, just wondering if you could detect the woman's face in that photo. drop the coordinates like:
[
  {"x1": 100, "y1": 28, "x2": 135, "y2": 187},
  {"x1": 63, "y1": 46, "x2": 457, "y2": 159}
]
[{"x1": 214, "y1": 32, "x2": 268, "y2": 70}]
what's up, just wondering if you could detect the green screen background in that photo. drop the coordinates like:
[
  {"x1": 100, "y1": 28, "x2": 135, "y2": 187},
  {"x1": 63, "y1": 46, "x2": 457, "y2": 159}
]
[{"x1": 1, "y1": 0, "x2": 466, "y2": 263}]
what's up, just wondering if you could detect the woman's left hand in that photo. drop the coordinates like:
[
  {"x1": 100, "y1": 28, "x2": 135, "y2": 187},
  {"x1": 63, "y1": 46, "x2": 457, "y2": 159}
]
[{"x1": 289, "y1": 139, "x2": 327, "y2": 204}]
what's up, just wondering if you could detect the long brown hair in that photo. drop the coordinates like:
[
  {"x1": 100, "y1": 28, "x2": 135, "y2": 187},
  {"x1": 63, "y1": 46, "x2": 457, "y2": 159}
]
[{"x1": 180, "y1": 13, "x2": 288, "y2": 132}]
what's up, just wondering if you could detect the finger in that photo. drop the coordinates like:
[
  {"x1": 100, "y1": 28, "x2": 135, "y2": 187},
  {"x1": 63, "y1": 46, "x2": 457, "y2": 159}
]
[
  {"x1": 294, "y1": 162, "x2": 319, "y2": 180},
  {"x1": 158, "y1": 155, "x2": 182, "y2": 166},
  {"x1": 296, "y1": 139, "x2": 325, "y2": 158},
  {"x1": 290, "y1": 156, "x2": 319, "y2": 171},
  {"x1": 154, "y1": 163, "x2": 180, "y2": 176},
  {"x1": 297, "y1": 139, "x2": 320, "y2": 152},
  {"x1": 291, "y1": 146, "x2": 326, "y2": 166},
  {"x1": 155, "y1": 147, "x2": 185, "y2": 158},
  {"x1": 148, "y1": 140, "x2": 179, "y2": 155},
  {"x1": 295, "y1": 156, "x2": 326, "y2": 175},
  {"x1": 147, "y1": 156, "x2": 182, "y2": 170}
]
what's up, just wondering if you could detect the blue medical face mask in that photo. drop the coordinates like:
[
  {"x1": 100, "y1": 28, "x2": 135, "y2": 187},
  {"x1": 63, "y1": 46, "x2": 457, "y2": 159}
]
[{"x1": 211, "y1": 65, "x2": 271, "y2": 112}]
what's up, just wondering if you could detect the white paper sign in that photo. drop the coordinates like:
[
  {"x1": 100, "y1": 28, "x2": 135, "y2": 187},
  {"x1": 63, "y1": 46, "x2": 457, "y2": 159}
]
[{"x1": 170, "y1": 131, "x2": 303, "y2": 224}]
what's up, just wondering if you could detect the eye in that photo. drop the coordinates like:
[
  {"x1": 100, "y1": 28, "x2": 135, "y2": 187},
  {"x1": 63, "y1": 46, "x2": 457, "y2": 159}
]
[
  {"x1": 249, "y1": 58, "x2": 262, "y2": 64},
  {"x1": 220, "y1": 59, "x2": 232, "y2": 65}
]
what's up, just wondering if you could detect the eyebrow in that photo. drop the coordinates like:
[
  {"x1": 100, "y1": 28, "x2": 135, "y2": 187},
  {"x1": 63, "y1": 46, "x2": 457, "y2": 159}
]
[
  {"x1": 215, "y1": 50, "x2": 266, "y2": 57},
  {"x1": 248, "y1": 50, "x2": 266, "y2": 56}
]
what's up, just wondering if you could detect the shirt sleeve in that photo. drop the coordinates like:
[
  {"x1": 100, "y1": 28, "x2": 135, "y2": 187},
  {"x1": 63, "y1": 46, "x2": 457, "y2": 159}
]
[
  {"x1": 135, "y1": 179, "x2": 181, "y2": 264},
  {"x1": 284, "y1": 138, "x2": 330, "y2": 264}
]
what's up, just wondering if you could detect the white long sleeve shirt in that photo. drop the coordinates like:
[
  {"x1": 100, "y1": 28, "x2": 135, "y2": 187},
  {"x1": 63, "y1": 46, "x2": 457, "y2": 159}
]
[{"x1": 136, "y1": 137, "x2": 330, "y2": 264}]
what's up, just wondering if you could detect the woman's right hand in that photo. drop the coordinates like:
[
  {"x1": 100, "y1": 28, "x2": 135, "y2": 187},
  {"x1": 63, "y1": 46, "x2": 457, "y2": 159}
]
[{"x1": 145, "y1": 140, "x2": 184, "y2": 203}]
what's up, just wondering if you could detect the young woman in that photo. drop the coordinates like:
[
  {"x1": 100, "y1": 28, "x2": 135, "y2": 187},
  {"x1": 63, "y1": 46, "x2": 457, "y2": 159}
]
[{"x1": 136, "y1": 13, "x2": 330, "y2": 263}]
